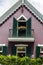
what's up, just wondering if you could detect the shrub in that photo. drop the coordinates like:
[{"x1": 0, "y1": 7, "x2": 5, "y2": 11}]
[
  {"x1": 5, "y1": 55, "x2": 19, "y2": 65},
  {"x1": 40, "y1": 57, "x2": 43, "y2": 64},
  {"x1": 0, "y1": 55, "x2": 19, "y2": 65},
  {"x1": 30, "y1": 58, "x2": 36, "y2": 65},
  {"x1": 36, "y1": 58, "x2": 42, "y2": 65},
  {"x1": 0, "y1": 55, "x2": 42, "y2": 65},
  {"x1": 19, "y1": 56, "x2": 30, "y2": 65},
  {"x1": 0, "y1": 55, "x2": 7, "y2": 65}
]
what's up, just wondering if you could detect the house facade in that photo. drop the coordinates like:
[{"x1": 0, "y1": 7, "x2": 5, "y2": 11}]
[{"x1": 0, "y1": 0, "x2": 43, "y2": 58}]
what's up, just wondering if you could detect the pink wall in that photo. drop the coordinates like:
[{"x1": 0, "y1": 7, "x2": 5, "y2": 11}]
[
  {"x1": 0, "y1": 7, "x2": 22, "y2": 46},
  {"x1": 0, "y1": 6, "x2": 43, "y2": 57},
  {"x1": 22, "y1": 7, "x2": 43, "y2": 57}
]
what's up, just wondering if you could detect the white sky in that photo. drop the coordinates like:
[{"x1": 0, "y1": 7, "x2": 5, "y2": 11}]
[
  {"x1": 28, "y1": 0, "x2": 43, "y2": 15},
  {"x1": 0, "y1": 0, "x2": 43, "y2": 17},
  {"x1": 0, "y1": 0, "x2": 18, "y2": 17}
]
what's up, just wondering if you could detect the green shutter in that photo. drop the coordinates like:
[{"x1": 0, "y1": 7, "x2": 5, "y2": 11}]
[
  {"x1": 36, "y1": 46, "x2": 40, "y2": 58},
  {"x1": 2, "y1": 46, "x2": 7, "y2": 55},
  {"x1": 26, "y1": 46, "x2": 31, "y2": 57},
  {"x1": 12, "y1": 46, "x2": 16, "y2": 55},
  {"x1": 26, "y1": 18, "x2": 31, "y2": 37},
  {"x1": 12, "y1": 18, "x2": 18, "y2": 37}
]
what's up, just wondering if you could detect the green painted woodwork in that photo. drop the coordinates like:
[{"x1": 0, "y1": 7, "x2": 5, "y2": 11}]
[
  {"x1": 12, "y1": 18, "x2": 17, "y2": 37},
  {"x1": 36, "y1": 46, "x2": 40, "y2": 58},
  {"x1": 2, "y1": 46, "x2": 7, "y2": 55},
  {"x1": 26, "y1": 18, "x2": 31, "y2": 37},
  {"x1": 12, "y1": 46, "x2": 16, "y2": 55},
  {"x1": 26, "y1": 46, "x2": 31, "y2": 57}
]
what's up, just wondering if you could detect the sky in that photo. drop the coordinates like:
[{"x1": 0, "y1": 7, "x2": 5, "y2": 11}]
[
  {"x1": 0, "y1": 0, "x2": 43, "y2": 17},
  {"x1": 28, "y1": 0, "x2": 43, "y2": 15},
  {"x1": 0, "y1": 0, "x2": 18, "y2": 17}
]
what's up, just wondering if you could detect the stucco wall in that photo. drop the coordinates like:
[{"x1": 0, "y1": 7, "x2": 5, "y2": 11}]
[
  {"x1": 0, "y1": 6, "x2": 43, "y2": 57},
  {"x1": 22, "y1": 7, "x2": 43, "y2": 57}
]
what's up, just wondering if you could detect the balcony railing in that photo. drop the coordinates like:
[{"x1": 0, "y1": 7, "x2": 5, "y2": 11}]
[{"x1": 9, "y1": 29, "x2": 34, "y2": 38}]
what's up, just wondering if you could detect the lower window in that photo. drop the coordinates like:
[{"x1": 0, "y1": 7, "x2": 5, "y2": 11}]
[
  {"x1": 40, "y1": 47, "x2": 43, "y2": 53},
  {"x1": 0, "y1": 46, "x2": 2, "y2": 54},
  {"x1": 17, "y1": 47, "x2": 26, "y2": 57}
]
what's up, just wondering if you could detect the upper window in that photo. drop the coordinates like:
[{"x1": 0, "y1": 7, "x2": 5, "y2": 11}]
[
  {"x1": 12, "y1": 16, "x2": 31, "y2": 37},
  {"x1": 18, "y1": 17, "x2": 26, "y2": 37}
]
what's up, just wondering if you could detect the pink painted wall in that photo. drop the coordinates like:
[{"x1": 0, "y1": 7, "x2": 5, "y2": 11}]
[
  {"x1": 0, "y1": 6, "x2": 43, "y2": 57},
  {"x1": 0, "y1": 7, "x2": 22, "y2": 46}
]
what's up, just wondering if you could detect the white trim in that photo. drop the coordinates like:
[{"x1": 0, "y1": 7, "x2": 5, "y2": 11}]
[
  {"x1": 16, "y1": 46, "x2": 26, "y2": 56},
  {"x1": 0, "y1": 44, "x2": 5, "y2": 46},
  {"x1": 0, "y1": 51, "x2": 2, "y2": 53},
  {"x1": 38, "y1": 44, "x2": 43, "y2": 53},
  {"x1": 17, "y1": 14, "x2": 27, "y2": 20},
  {"x1": 17, "y1": 51, "x2": 26, "y2": 53},
  {"x1": 15, "y1": 44, "x2": 28, "y2": 47},
  {"x1": 0, "y1": 46, "x2": 3, "y2": 53},
  {"x1": 8, "y1": 37, "x2": 34, "y2": 42},
  {"x1": 38, "y1": 44, "x2": 43, "y2": 47},
  {"x1": 40, "y1": 47, "x2": 43, "y2": 53},
  {"x1": 22, "y1": 0, "x2": 24, "y2": 4}
]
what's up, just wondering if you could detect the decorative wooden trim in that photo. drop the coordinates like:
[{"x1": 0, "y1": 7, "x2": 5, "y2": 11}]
[
  {"x1": 8, "y1": 37, "x2": 34, "y2": 42},
  {"x1": 15, "y1": 44, "x2": 28, "y2": 46},
  {"x1": 17, "y1": 14, "x2": 27, "y2": 20}
]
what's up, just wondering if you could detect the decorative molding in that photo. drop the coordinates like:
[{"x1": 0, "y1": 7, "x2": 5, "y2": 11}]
[
  {"x1": 22, "y1": 0, "x2": 24, "y2": 4},
  {"x1": 15, "y1": 44, "x2": 28, "y2": 46},
  {"x1": 17, "y1": 14, "x2": 27, "y2": 20},
  {"x1": 38, "y1": 44, "x2": 43, "y2": 47},
  {"x1": 0, "y1": 44, "x2": 5, "y2": 46},
  {"x1": 8, "y1": 37, "x2": 34, "y2": 42}
]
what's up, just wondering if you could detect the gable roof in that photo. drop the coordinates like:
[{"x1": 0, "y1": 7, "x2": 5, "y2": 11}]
[{"x1": 0, "y1": 0, "x2": 43, "y2": 24}]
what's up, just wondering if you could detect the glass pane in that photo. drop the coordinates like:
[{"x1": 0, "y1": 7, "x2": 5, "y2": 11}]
[
  {"x1": 41, "y1": 48, "x2": 43, "y2": 51},
  {"x1": 17, "y1": 46, "x2": 26, "y2": 57},
  {"x1": 0, "y1": 47, "x2": 2, "y2": 51},
  {"x1": 17, "y1": 47, "x2": 25, "y2": 51},
  {"x1": 18, "y1": 22, "x2": 26, "y2": 37},
  {"x1": 17, "y1": 53, "x2": 25, "y2": 57}
]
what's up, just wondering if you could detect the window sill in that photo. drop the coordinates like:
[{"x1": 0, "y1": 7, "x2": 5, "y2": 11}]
[
  {"x1": 0, "y1": 51, "x2": 2, "y2": 53},
  {"x1": 40, "y1": 51, "x2": 43, "y2": 53}
]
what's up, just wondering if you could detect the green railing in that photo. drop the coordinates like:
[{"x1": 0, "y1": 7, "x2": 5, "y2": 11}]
[{"x1": 9, "y1": 29, "x2": 34, "y2": 38}]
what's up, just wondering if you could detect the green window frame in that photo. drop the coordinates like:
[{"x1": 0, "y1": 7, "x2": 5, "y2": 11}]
[
  {"x1": 36, "y1": 46, "x2": 40, "y2": 58},
  {"x1": 12, "y1": 17, "x2": 31, "y2": 37},
  {"x1": 26, "y1": 18, "x2": 31, "y2": 37},
  {"x1": 40, "y1": 47, "x2": 43, "y2": 53}
]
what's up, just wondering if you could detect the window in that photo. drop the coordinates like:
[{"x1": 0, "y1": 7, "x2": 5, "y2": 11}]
[
  {"x1": 18, "y1": 17, "x2": 26, "y2": 37},
  {"x1": 17, "y1": 46, "x2": 26, "y2": 57},
  {"x1": 18, "y1": 22, "x2": 26, "y2": 37},
  {"x1": 40, "y1": 47, "x2": 43, "y2": 53},
  {"x1": 0, "y1": 46, "x2": 2, "y2": 54},
  {"x1": 0, "y1": 44, "x2": 5, "y2": 55}
]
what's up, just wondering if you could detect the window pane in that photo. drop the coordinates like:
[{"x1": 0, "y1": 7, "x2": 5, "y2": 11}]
[
  {"x1": 18, "y1": 22, "x2": 26, "y2": 37},
  {"x1": 41, "y1": 48, "x2": 43, "y2": 51},
  {"x1": 0, "y1": 47, "x2": 2, "y2": 51},
  {"x1": 17, "y1": 47, "x2": 25, "y2": 51},
  {"x1": 0, "y1": 46, "x2": 2, "y2": 55}
]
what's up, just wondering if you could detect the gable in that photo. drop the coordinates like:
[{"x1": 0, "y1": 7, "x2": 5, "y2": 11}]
[{"x1": 0, "y1": 0, "x2": 43, "y2": 25}]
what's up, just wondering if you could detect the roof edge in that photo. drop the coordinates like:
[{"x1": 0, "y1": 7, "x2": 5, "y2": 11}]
[
  {"x1": 24, "y1": 0, "x2": 43, "y2": 23},
  {"x1": 0, "y1": 0, "x2": 43, "y2": 24},
  {"x1": 0, "y1": 0, "x2": 22, "y2": 24}
]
